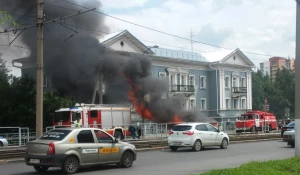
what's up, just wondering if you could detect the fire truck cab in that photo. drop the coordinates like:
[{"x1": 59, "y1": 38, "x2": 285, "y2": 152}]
[
  {"x1": 53, "y1": 103, "x2": 132, "y2": 140},
  {"x1": 235, "y1": 110, "x2": 277, "y2": 133}
]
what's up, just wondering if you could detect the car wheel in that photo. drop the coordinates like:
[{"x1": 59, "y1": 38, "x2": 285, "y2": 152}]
[
  {"x1": 114, "y1": 131, "x2": 123, "y2": 140},
  {"x1": 220, "y1": 138, "x2": 228, "y2": 149},
  {"x1": 169, "y1": 146, "x2": 178, "y2": 151},
  {"x1": 291, "y1": 142, "x2": 295, "y2": 148},
  {"x1": 192, "y1": 140, "x2": 202, "y2": 152},
  {"x1": 34, "y1": 166, "x2": 49, "y2": 172},
  {"x1": 0, "y1": 142, "x2": 3, "y2": 147},
  {"x1": 120, "y1": 151, "x2": 134, "y2": 168},
  {"x1": 62, "y1": 156, "x2": 79, "y2": 174}
]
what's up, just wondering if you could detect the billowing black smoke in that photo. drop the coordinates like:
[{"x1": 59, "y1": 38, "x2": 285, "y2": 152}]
[{"x1": 1, "y1": 0, "x2": 212, "y2": 123}]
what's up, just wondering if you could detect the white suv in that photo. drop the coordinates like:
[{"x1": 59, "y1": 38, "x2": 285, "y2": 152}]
[{"x1": 167, "y1": 123, "x2": 229, "y2": 151}]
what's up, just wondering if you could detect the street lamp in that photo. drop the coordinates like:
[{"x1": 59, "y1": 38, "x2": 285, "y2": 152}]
[{"x1": 142, "y1": 45, "x2": 159, "y2": 55}]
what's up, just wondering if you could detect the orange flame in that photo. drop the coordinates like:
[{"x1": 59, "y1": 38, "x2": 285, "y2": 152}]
[
  {"x1": 171, "y1": 115, "x2": 183, "y2": 123},
  {"x1": 126, "y1": 76, "x2": 155, "y2": 121}
]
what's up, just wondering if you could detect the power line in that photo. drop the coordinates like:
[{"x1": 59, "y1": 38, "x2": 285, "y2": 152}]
[
  {"x1": 61, "y1": 0, "x2": 288, "y2": 58},
  {"x1": 0, "y1": 8, "x2": 96, "y2": 34},
  {"x1": 6, "y1": 5, "x2": 37, "y2": 30}
]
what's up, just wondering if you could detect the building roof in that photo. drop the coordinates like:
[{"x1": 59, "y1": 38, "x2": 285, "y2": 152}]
[
  {"x1": 201, "y1": 49, "x2": 235, "y2": 62},
  {"x1": 201, "y1": 48, "x2": 255, "y2": 67},
  {"x1": 150, "y1": 47, "x2": 208, "y2": 62},
  {"x1": 98, "y1": 30, "x2": 155, "y2": 54}
]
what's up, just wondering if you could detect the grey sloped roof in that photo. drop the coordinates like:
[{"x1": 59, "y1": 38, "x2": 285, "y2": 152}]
[{"x1": 150, "y1": 47, "x2": 208, "y2": 62}]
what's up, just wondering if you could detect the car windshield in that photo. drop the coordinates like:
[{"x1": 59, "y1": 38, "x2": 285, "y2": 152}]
[
  {"x1": 287, "y1": 122, "x2": 295, "y2": 127},
  {"x1": 172, "y1": 125, "x2": 192, "y2": 131},
  {"x1": 54, "y1": 111, "x2": 70, "y2": 122},
  {"x1": 239, "y1": 115, "x2": 254, "y2": 120},
  {"x1": 39, "y1": 130, "x2": 72, "y2": 141}
]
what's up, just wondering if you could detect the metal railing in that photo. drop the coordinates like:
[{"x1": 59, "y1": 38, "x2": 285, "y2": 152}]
[
  {"x1": 232, "y1": 87, "x2": 247, "y2": 93},
  {"x1": 0, "y1": 121, "x2": 281, "y2": 147},
  {"x1": 170, "y1": 85, "x2": 195, "y2": 92}
]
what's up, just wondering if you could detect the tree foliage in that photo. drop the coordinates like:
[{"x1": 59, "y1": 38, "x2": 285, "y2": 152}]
[
  {"x1": 0, "y1": 57, "x2": 74, "y2": 129},
  {"x1": 0, "y1": 11, "x2": 18, "y2": 26},
  {"x1": 252, "y1": 67, "x2": 295, "y2": 119}
]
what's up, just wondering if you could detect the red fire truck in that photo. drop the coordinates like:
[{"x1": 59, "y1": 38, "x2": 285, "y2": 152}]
[
  {"x1": 52, "y1": 103, "x2": 132, "y2": 139},
  {"x1": 235, "y1": 110, "x2": 277, "y2": 133}
]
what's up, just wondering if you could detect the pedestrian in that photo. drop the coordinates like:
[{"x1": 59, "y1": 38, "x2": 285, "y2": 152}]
[
  {"x1": 74, "y1": 116, "x2": 81, "y2": 127},
  {"x1": 128, "y1": 125, "x2": 136, "y2": 139},
  {"x1": 136, "y1": 122, "x2": 142, "y2": 139}
]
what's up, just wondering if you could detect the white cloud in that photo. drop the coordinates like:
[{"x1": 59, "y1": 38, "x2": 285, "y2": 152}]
[
  {"x1": 100, "y1": 0, "x2": 148, "y2": 9},
  {"x1": 101, "y1": 0, "x2": 296, "y2": 67}
]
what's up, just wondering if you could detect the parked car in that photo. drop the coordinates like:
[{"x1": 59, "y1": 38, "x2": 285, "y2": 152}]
[
  {"x1": 168, "y1": 123, "x2": 229, "y2": 152},
  {"x1": 25, "y1": 128, "x2": 137, "y2": 174},
  {"x1": 0, "y1": 136, "x2": 8, "y2": 147},
  {"x1": 281, "y1": 121, "x2": 295, "y2": 137},
  {"x1": 282, "y1": 129, "x2": 295, "y2": 147}
]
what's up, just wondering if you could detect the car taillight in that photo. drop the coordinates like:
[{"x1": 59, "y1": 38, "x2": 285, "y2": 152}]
[
  {"x1": 47, "y1": 142, "x2": 55, "y2": 155},
  {"x1": 183, "y1": 131, "x2": 194, "y2": 136},
  {"x1": 168, "y1": 131, "x2": 174, "y2": 135},
  {"x1": 282, "y1": 128, "x2": 286, "y2": 131}
]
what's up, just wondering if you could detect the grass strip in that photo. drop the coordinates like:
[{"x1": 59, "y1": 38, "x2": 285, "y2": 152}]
[{"x1": 196, "y1": 157, "x2": 300, "y2": 175}]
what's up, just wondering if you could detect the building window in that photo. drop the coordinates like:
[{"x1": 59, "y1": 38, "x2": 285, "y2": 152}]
[
  {"x1": 233, "y1": 98, "x2": 238, "y2": 109},
  {"x1": 241, "y1": 98, "x2": 246, "y2": 109},
  {"x1": 225, "y1": 77, "x2": 230, "y2": 88},
  {"x1": 200, "y1": 76, "x2": 206, "y2": 89},
  {"x1": 241, "y1": 77, "x2": 246, "y2": 87},
  {"x1": 189, "y1": 75, "x2": 195, "y2": 86},
  {"x1": 272, "y1": 61, "x2": 276, "y2": 65},
  {"x1": 190, "y1": 98, "x2": 196, "y2": 109},
  {"x1": 158, "y1": 72, "x2": 166, "y2": 79},
  {"x1": 181, "y1": 75, "x2": 186, "y2": 85},
  {"x1": 232, "y1": 77, "x2": 237, "y2": 87},
  {"x1": 201, "y1": 98, "x2": 206, "y2": 110},
  {"x1": 226, "y1": 99, "x2": 230, "y2": 109}
]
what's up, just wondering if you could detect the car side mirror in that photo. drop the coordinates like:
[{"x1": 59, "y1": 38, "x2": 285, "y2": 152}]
[
  {"x1": 217, "y1": 129, "x2": 220, "y2": 132},
  {"x1": 114, "y1": 138, "x2": 119, "y2": 143}
]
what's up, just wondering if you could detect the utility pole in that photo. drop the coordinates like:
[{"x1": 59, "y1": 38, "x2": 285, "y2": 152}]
[
  {"x1": 295, "y1": 0, "x2": 300, "y2": 157},
  {"x1": 190, "y1": 29, "x2": 193, "y2": 53},
  {"x1": 36, "y1": 0, "x2": 44, "y2": 138}
]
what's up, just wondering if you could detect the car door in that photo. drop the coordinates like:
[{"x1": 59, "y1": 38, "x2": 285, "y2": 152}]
[
  {"x1": 76, "y1": 130, "x2": 99, "y2": 165},
  {"x1": 195, "y1": 124, "x2": 210, "y2": 146},
  {"x1": 93, "y1": 130, "x2": 121, "y2": 163},
  {"x1": 205, "y1": 124, "x2": 222, "y2": 145}
]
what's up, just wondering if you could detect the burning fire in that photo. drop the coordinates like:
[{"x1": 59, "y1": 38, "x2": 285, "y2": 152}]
[
  {"x1": 171, "y1": 115, "x2": 183, "y2": 123},
  {"x1": 126, "y1": 76, "x2": 155, "y2": 120},
  {"x1": 125, "y1": 76, "x2": 184, "y2": 123}
]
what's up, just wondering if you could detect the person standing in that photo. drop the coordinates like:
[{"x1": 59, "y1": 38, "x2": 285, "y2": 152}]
[
  {"x1": 129, "y1": 125, "x2": 136, "y2": 139},
  {"x1": 136, "y1": 122, "x2": 142, "y2": 139}
]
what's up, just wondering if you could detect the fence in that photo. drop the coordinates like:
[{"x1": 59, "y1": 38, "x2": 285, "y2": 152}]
[
  {"x1": 0, "y1": 121, "x2": 280, "y2": 147},
  {"x1": 0, "y1": 127, "x2": 31, "y2": 146}
]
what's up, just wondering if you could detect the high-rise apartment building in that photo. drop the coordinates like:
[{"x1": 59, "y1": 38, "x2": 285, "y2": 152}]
[{"x1": 259, "y1": 57, "x2": 295, "y2": 81}]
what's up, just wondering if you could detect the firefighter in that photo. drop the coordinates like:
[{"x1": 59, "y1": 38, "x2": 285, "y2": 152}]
[{"x1": 74, "y1": 115, "x2": 81, "y2": 127}]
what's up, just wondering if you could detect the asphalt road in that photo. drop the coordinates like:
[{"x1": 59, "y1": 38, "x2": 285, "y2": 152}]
[{"x1": 0, "y1": 140, "x2": 294, "y2": 175}]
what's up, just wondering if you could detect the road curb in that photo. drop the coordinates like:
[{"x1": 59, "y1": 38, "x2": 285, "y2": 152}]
[{"x1": 0, "y1": 138, "x2": 282, "y2": 164}]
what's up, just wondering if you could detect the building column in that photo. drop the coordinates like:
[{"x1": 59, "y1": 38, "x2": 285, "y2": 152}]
[
  {"x1": 246, "y1": 72, "x2": 251, "y2": 109},
  {"x1": 219, "y1": 70, "x2": 225, "y2": 109},
  {"x1": 248, "y1": 72, "x2": 252, "y2": 109}
]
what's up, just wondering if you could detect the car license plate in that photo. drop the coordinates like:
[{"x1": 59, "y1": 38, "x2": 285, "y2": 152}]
[
  {"x1": 29, "y1": 159, "x2": 40, "y2": 164},
  {"x1": 173, "y1": 142, "x2": 182, "y2": 145}
]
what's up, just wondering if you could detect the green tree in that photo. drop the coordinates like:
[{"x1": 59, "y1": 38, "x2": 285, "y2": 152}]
[
  {"x1": 252, "y1": 70, "x2": 265, "y2": 110},
  {"x1": 0, "y1": 11, "x2": 18, "y2": 26}
]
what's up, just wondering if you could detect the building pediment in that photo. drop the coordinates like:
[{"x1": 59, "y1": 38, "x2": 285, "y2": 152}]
[
  {"x1": 167, "y1": 67, "x2": 189, "y2": 75},
  {"x1": 98, "y1": 30, "x2": 154, "y2": 54}
]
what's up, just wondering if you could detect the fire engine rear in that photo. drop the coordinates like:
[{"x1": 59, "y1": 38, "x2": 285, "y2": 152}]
[
  {"x1": 53, "y1": 103, "x2": 132, "y2": 140},
  {"x1": 235, "y1": 110, "x2": 277, "y2": 133}
]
